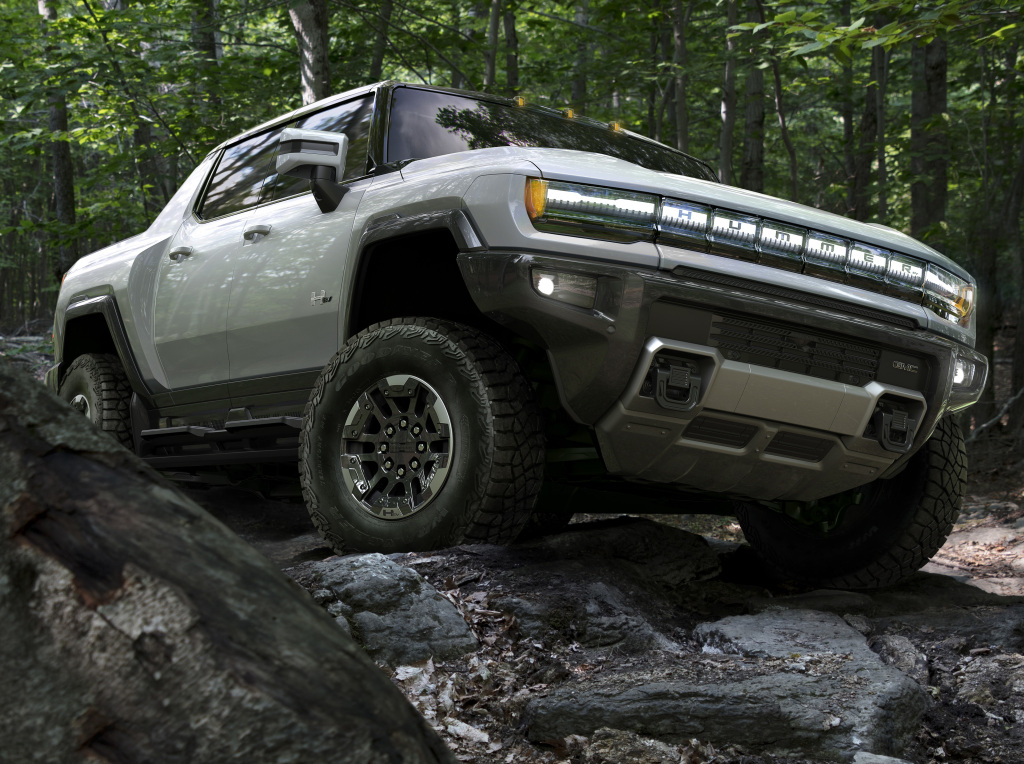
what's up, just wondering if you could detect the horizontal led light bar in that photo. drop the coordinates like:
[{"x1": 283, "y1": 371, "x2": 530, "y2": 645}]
[
  {"x1": 524, "y1": 178, "x2": 976, "y2": 329},
  {"x1": 525, "y1": 178, "x2": 658, "y2": 243}
]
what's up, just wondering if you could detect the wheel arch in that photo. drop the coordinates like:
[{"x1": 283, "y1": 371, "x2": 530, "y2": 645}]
[
  {"x1": 59, "y1": 295, "x2": 151, "y2": 400},
  {"x1": 346, "y1": 209, "x2": 488, "y2": 339}
]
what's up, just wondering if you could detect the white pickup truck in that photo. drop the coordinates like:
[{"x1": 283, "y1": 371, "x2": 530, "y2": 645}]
[{"x1": 48, "y1": 81, "x2": 987, "y2": 588}]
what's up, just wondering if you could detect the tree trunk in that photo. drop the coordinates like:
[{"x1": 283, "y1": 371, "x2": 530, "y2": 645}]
[
  {"x1": 875, "y1": 41, "x2": 890, "y2": 221},
  {"x1": 740, "y1": 4, "x2": 764, "y2": 194},
  {"x1": 483, "y1": 0, "x2": 501, "y2": 90},
  {"x1": 853, "y1": 45, "x2": 880, "y2": 221},
  {"x1": 910, "y1": 38, "x2": 948, "y2": 248},
  {"x1": 740, "y1": 66, "x2": 764, "y2": 192},
  {"x1": 191, "y1": 0, "x2": 219, "y2": 70},
  {"x1": 0, "y1": 362, "x2": 455, "y2": 763},
  {"x1": 504, "y1": 4, "x2": 519, "y2": 95},
  {"x1": 38, "y1": 0, "x2": 78, "y2": 281},
  {"x1": 289, "y1": 0, "x2": 331, "y2": 105},
  {"x1": 719, "y1": 0, "x2": 738, "y2": 184},
  {"x1": 369, "y1": 0, "x2": 394, "y2": 81},
  {"x1": 132, "y1": 121, "x2": 163, "y2": 219},
  {"x1": 572, "y1": 0, "x2": 590, "y2": 113},
  {"x1": 840, "y1": 0, "x2": 855, "y2": 215},
  {"x1": 671, "y1": 0, "x2": 694, "y2": 153}
]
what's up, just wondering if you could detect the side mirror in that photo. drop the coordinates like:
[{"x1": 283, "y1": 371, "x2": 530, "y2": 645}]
[{"x1": 276, "y1": 128, "x2": 349, "y2": 213}]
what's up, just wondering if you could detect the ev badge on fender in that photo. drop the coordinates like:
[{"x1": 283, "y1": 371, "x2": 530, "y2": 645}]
[{"x1": 311, "y1": 290, "x2": 333, "y2": 306}]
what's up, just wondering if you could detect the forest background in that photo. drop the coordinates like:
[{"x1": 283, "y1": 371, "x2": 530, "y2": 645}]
[{"x1": 2, "y1": 0, "x2": 1024, "y2": 451}]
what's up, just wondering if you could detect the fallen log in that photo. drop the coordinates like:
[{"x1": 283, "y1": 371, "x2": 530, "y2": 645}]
[{"x1": 0, "y1": 359, "x2": 454, "y2": 764}]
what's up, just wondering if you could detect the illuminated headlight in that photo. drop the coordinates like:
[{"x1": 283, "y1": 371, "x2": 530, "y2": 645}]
[
  {"x1": 525, "y1": 178, "x2": 658, "y2": 243},
  {"x1": 530, "y1": 268, "x2": 598, "y2": 309},
  {"x1": 923, "y1": 265, "x2": 974, "y2": 328}
]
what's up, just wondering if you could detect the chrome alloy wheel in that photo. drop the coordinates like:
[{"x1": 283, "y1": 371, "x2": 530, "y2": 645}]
[{"x1": 340, "y1": 374, "x2": 454, "y2": 519}]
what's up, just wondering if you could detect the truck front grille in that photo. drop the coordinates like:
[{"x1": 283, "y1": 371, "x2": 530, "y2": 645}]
[{"x1": 709, "y1": 314, "x2": 880, "y2": 386}]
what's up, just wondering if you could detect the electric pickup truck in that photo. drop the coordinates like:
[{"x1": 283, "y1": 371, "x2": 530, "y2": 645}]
[{"x1": 47, "y1": 81, "x2": 988, "y2": 589}]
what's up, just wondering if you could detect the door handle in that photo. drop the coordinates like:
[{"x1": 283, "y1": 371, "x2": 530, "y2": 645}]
[
  {"x1": 168, "y1": 246, "x2": 193, "y2": 262},
  {"x1": 243, "y1": 223, "x2": 272, "y2": 241}
]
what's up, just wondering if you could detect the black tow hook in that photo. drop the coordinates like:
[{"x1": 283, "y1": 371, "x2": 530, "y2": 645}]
[
  {"x1": 872, "y1": 404, "x2": 919, "y2": 454},
  {"x1": 650, "y1": 359, "x2": 702, "y2": 413}
]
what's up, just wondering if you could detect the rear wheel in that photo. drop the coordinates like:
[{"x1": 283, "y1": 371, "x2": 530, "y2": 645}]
[
  {"x1": 58, "y1": 353, "x2": 133, "y2": 449},
  {"x1": 736, "y1": 416, "x2": 966, "y2": 589},
  {"x1": 300, "y1": 318, "x2": 544, "y2": 554}
]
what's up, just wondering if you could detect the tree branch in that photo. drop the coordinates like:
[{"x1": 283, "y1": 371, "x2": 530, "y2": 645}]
[{"x1": 967, "y1": 384, "x2": 1024, "y2": 443}]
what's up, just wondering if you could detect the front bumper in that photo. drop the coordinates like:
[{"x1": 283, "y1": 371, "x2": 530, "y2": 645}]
[{"x1": 458, "y1": 251, "x2": 987, "y2": 502}]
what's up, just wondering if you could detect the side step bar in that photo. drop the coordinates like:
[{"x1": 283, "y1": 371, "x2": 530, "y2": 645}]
[{"x1": 139, "y1": 416, "x2": 303, "y2": 468}]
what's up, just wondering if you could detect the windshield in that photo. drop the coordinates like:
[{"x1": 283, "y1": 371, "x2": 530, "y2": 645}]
[{"x1": 387, "y1": 87, "x2": 717, "y2": 182}]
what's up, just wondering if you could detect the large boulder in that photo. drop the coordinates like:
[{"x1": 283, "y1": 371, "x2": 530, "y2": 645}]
[
  {"x1": 0, "y1": 360, "x2": 454, "y2": 763},
  {"x1": 293, "y1": 553, "x2": 478, "y2": 665},
  {"x1": 523, "y1": 609, "x2": 928, "y2": 762}
]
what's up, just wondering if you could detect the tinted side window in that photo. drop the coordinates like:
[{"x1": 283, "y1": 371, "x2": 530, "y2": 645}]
[
  {"x1": 199, "y1": 130, "x2": 280, "y2": 219},
  {"x1": 260, "y1": 96, "x2": 374, "y2": 204}
]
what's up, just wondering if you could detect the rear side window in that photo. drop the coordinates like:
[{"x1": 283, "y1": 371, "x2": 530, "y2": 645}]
[
  {"x1": 260, "y1": 96, "x2": 374, "y2": 204},
  {"x1": 198, "y1": 130, "x2": 281, "y2": 219}
]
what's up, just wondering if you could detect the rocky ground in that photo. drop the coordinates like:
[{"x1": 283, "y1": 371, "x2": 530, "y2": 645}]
[
  {"x1": 8, "y1": 332, "x2": 1024, "y2": 763},
  {"x1": 181, "y1": 482, "x2": 1024, "y2": 764},
  {"x1": 0, "y1": 327, "x2": 53, "y2": 382}
]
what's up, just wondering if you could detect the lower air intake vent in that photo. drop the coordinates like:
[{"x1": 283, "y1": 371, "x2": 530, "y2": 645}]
[
  {"x1": 710, "y1": 314, "x2": 881, "y2": 386},
  {"x1": 764, "y1": 431, "x2": 833, "y2": 462},
  {"x1": 683, "y1": 416, "x2": 758, "y2": 448}
]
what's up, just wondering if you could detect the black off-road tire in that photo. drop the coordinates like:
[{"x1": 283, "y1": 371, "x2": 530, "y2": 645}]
[
  {"x1": 58, "y1": 353, "x2": 133, "y2": 449},
  {"x1": 299, "y1": 318, "x2": 545, "y2": 554},
  {"x1": 736, "y1": 416, "x2": 966, "y2": 590}
]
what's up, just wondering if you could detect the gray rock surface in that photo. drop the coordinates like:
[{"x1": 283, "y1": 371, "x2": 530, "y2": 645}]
[
  {"x1": 525, "y1": 609, "x2": 928, "y2": 762},
  {"x1": 300, "y1": 553, "x2": 477, "y2": 665},
  {"x1": 870, "y1": 634, "x2": 930, "y2": 685},
  {"x1": 852, "y1": 754, "x2": 913, "y2": 764},
  {"x1": 264, "y1": 516, "x2": 1024, "y2": 763}
]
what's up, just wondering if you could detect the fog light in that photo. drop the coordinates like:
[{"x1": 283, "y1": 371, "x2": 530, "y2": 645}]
[
  {"x1": 531, "y1": 269, "x2": 598, "y2": 309},
  {"x1": 953, "y1": 357, "x2": 975, "y2": 387}
]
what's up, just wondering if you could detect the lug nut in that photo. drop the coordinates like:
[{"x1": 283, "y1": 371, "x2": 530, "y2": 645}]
[
  {"x1": 410, "y1": 459, "x2": 420, "y2": 470},
  {"x1": 399, "y1": 418, "x2": 408, "y2": 429},
  {"x1": 385, "y1": 425, "x2": 395, "y2": 436},
  {"x1": 379, "y1": 443, "x2": 388, "y2": 454},
  {"x1": 411, "y1": 424, "x2": 421, "y2": 435},
  {"x1": 416, "y1": 442, "x2": 426, "y2": 452},
  {"x1": 396, "y1": 466, "x2": 406, "y2": 477},
  {"x1": 383, "y1": 458, "x2": 394, "y2": 470}
]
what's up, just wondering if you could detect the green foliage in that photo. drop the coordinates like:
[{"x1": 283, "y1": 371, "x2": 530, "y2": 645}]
[{"x1": 1, "y1": 0, "x2": 1023, "y2": 349}]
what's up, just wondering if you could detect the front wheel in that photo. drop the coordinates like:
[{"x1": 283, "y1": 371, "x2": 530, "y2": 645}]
[
  {"x1": 58, "y1": 353, "x2": 133, "y2": 449},
  {"x1": 299, "y1": 318, "x2": 545, "y2": 554},
  {"x1": 736, "y1": 416, "x2": 966, "y2": 590}
]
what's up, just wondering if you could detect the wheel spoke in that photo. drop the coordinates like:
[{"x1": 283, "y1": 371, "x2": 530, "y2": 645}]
[
  {"x1": 340, "y1": 372, "x2": 454, "y2": 520},
  {"x1": 373, "y1": 380, "x2": 405, "y2": 417}
]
